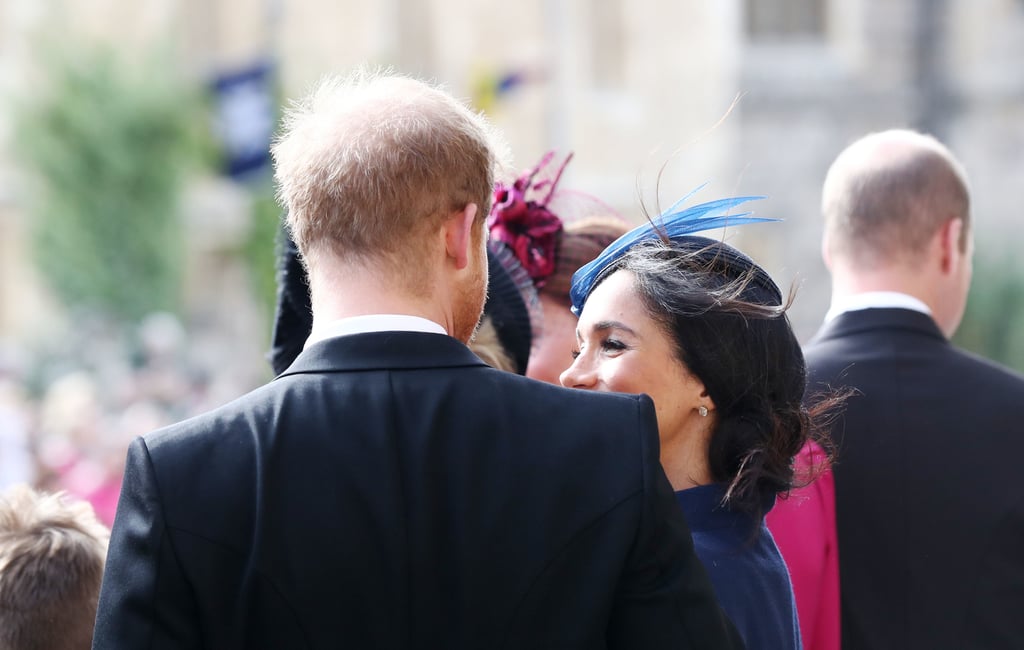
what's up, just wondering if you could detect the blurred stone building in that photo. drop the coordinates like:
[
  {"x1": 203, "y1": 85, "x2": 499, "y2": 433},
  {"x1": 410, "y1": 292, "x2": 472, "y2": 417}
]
[
  {"x1": 734, "y1": 0, "x2": 1024, "y2": 338},
  {"x1": 1, "y1": 0, "x2": 1022, "y2": 362}
]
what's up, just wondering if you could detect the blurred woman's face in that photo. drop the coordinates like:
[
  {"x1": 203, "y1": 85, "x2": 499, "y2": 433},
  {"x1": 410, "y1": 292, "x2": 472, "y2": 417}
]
[
  {"x1": 525, "y1": 293, "x2": 580, "y2": 385},
  {"x1": 559, "y1": 270, "x2": 709, "y2": 445}
]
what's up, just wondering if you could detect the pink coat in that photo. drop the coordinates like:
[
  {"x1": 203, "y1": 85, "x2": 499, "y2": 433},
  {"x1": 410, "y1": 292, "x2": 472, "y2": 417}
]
[{"x1": 766, "y1": 441, "x2": 840, "y2": 650}]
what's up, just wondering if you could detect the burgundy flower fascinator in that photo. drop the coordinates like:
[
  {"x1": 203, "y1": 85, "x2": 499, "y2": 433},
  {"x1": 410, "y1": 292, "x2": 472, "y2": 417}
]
[{"x1": 487, "y1": 151, "x2": 571, "y2": 288}]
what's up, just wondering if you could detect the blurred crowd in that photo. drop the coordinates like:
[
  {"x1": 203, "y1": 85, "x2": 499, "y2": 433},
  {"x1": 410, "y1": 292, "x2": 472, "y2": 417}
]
[{"x1": 0, "y1": 312, "x2": 261, "y2": 525}]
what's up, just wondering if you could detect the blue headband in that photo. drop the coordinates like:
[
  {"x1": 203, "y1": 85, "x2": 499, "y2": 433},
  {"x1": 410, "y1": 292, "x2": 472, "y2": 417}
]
[{"x1": 569, "y1": 188, "x2": 776, "y2": 315}]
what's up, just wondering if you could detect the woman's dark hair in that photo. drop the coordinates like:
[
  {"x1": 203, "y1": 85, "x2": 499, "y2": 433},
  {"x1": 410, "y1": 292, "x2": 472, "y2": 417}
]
[
  {"x1": 592, "y1": 235, "x2": 835, "y2": 520},
  {"x1": 268, "y1": 227, "x2": 311, "y2": 376}
]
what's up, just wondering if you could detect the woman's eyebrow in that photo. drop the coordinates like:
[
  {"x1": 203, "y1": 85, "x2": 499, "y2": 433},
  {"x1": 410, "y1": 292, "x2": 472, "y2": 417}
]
[
  {"x1": 592, "y1": 320, "x2": 638, "y2": 336},
  {"x1": 576, "y1": 319, "x2": 639, "y2": 344}
]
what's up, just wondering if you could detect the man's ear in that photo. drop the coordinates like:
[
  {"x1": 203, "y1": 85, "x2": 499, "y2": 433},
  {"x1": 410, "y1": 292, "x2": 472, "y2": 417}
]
[
  {"x1": 938, "y1": 217, "x2": 965, "y2": 276},
  {"x1": 821, "y1": 229, "x2": 834, "y2": 271},
  {"x1": 444, "y1": 203, "x2": 479, "y2": 270}
]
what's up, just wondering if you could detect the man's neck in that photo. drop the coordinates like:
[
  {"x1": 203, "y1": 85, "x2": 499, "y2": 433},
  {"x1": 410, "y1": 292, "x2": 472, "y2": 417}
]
[
  {"x1": 830, "y1": 266, "x2": 936, "y2": 311},
  {"x1": 311, "y1": 299, "x2": 441, "y2": 330},
  {"x1": 826, "y1": 264, "x2": 948, "y2": 329},
  {"x1": 308, "y1": 266, "x2": 453, "y2": 336}
]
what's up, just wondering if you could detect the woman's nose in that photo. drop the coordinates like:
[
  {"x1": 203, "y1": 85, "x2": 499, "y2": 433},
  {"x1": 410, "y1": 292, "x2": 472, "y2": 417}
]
[{"x1": 560, "y1": 356, "x2": 597, "y2": 390}]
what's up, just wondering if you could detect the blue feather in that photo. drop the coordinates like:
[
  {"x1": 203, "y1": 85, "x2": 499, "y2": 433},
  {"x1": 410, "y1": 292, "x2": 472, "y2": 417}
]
[
  {"x1": 569, "y1": 194, "x2": 776, "y2": 314},
  {"x1": 662, "y1": 182, "x2": 709, "y2": 216}
]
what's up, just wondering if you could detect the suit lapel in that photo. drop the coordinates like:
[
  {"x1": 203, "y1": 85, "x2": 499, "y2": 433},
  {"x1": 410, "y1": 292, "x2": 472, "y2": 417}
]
[{"x1": 276, "y1": 331, "x2": 489, "y2": 378}]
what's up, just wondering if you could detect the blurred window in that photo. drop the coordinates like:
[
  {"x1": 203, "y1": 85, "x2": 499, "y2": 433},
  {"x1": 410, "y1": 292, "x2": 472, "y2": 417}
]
[{"x1": 746, "y1": 0, "x2": 826, "y2": 40}]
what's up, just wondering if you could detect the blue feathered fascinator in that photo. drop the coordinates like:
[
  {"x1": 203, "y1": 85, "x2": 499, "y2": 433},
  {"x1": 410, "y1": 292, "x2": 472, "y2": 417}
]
[{"x1": 569, "y1": 187, "x2": 776, "y2": 315}]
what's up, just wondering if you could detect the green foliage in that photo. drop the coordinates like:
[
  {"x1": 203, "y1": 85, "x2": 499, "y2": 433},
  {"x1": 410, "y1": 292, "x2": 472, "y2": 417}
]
[
  {"x1": 953, "y1": 245, "x2": 1024, "y2": 373},
  {"x1": 11, "y1": 41, "x2": 209, "y2": 321},
  {"x1": 243, "y1": 179, "x2": 286, "y2": 320}
]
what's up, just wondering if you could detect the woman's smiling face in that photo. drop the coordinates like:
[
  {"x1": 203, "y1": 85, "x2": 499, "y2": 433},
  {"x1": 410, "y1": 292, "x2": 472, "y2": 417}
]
[{"x1": 559, "y1": 270, "x2": 710, "y2": 446}]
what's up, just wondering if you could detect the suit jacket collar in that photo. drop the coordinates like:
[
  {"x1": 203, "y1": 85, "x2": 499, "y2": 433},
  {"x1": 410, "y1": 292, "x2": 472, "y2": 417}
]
[
  {"x1": 276, "y1": 331, "x2": 488, "y2": 378},
  {"x1": 809, "y1": 307, "x2": 947, "y2": 346}
]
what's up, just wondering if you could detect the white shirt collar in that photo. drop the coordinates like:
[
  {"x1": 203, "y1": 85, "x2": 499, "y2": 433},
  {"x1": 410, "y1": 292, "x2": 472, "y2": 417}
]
[
  {"x1": 304, "y1": 314, "x2": 448, "y2": 349},
  {"x1": 824, "y1": 291, "x2": 932, "y2": 324}
]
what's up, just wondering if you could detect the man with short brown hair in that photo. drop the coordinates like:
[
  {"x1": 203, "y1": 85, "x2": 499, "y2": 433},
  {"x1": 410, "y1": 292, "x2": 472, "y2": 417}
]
[{"x1": 94, "y1": 69, "x2": 741, "y2": 649}]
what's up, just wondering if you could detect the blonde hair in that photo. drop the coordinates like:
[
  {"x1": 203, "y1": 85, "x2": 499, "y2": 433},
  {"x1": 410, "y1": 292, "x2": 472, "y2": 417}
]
[
  {"x1": 0, "y1": 485, "x2": 109, "y2": 650},
  {"x1": 469, "y1": 315, "x2": 517, "y2": 373},
  {"x1": 272, "y1": 68, "x2": 508, "y2": 287}
]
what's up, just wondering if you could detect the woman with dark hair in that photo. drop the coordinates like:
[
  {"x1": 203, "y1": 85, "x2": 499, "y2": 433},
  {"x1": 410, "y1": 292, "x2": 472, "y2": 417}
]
[{"x1": 560, "y1": 196, "x2": 833, "y2": 649}]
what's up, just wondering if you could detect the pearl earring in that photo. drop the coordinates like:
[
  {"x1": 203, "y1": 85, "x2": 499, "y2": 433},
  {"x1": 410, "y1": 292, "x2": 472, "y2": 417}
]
[{"x1": 698, "y1": 405, "x2": 708, "y2": 417}]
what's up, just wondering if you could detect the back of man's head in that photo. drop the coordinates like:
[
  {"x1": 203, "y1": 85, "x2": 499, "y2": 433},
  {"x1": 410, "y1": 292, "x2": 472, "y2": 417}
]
[
  {"x1": 271, "y1": 68, "x2": 507, "y2": 289},
  {"x1": 822, "y1": 129, "x2": 971, "y2": 273},
  {"x1": 0, "y1": 485, "x2": 109, "y2": 650}
]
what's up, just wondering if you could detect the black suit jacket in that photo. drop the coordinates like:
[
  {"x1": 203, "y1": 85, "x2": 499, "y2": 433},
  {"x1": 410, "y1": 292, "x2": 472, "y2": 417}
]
[
  {"x1": 94, "y1": 331, "x2": 742, "y2": 649},
  {"x1": 805, "y1": 308, "x2": 1024, "y2": 650}
]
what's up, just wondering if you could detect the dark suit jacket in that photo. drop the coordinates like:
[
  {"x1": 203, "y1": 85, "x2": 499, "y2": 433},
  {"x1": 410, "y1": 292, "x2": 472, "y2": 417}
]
[
  {"x1": 94, "y1": 331, "x2": 742, "y2": 649},
  {"x1": 805, "y1": 308, "x2": 1024, "y2": 650}
]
